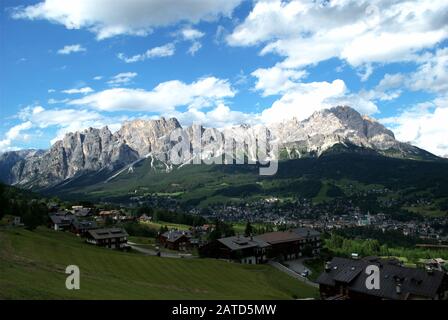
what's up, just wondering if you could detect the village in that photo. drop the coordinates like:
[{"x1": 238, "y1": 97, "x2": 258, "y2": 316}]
[
  {"x1": 129, "y1": 192, "x2": 448, "y2": 244},
  {"x1": 4, "y1": 200, "x2": 447, "y2": 300}
]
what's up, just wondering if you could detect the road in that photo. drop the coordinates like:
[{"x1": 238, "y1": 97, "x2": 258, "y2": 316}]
[
  {"x1": 128, "y1": 242, "x2": 195, "y2": 259},
  {"x1": 268, "y1": 260, "x2": 319, "y2": 288}
]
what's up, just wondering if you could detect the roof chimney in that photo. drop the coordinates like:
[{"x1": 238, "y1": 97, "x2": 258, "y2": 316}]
[
  {"x1": 426, "y1": 266, "x2": 434, "y2": 275},
  {"x1": 395, "y1": 283, "x2": 402, "y2": 295}
]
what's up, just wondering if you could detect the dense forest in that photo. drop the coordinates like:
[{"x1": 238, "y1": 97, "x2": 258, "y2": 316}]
[{"x1": 0, "y1": 183, "x2": 48, "y2": 230}]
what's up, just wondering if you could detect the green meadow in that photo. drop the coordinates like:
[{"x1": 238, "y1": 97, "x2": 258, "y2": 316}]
[{"x1": 0, "y1": 227, "x2": 318, "y2": 300}]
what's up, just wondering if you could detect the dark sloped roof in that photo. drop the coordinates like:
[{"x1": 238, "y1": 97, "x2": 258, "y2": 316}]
[
  {"x1": 255, "y1": 231, "x2": 303, "y2": 244},
  {"x1": 161, "y1": 230, "x2": 192, "y2": 242},
  {"x1": 88, "y1": 228, "x2": 128, "y2": 240},
  {"x1": 49, "y1": 214, "x2": 75, "y2": 225},
  {"x1": 292, "y1": 227, "x2": 321, "y2": 238},
  {"x1": 72, "y1": 219, "x2": 97, "y2": 230},
  {"x1": 316, "y1": 257, "x2": 446, "y2": 300},
  {"x1": 218, "y1": 236, "x2": 270, "y2": 251}
]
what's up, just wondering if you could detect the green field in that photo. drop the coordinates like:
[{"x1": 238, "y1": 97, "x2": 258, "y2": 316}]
[
  {"x1": 141, "y1": 220, "x2": 191, "y2": 231},
  {"x1": 0, "y1": 227, "x2": 318, "y2": 300}
]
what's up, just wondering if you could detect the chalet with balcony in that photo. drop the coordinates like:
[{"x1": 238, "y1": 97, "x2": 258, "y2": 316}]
[
  {"x1": 158, "y1": 230, "x2": 192, "y2": 251},
  {"x1": 201, "y1": 235, "x2": 270, "y2": 264},
  {"x1": 316, "y1": 257, "x2": 448, "y2": 300},
  {"x1": 86, "y1": 228, "x2": 129, "y2": 249}
]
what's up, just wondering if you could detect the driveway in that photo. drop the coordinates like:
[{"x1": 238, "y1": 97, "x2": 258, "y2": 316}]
[
  {"x1": 268, "y1": 261, "x2": 318, "y2": 288},
  {"x1": 282, "y1": 258, "x2": 311, "y2": 276},
  {"x1": 128, "y1": 242, "x2": 195, "y2": 259}
]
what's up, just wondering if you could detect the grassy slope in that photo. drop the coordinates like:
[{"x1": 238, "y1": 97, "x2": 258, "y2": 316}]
[{"x1": 0, "y1": 227, "x2": 318, "y2": 300}]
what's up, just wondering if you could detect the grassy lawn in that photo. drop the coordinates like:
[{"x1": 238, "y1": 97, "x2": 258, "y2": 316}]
[
  {"x1": 141, "y1": 220, "x2": 191, "y2": 231},
  {"x1": 0, "y1": 227, "x2": 318, "y2": 300},
  {"x1": 402, "y1": 206, "x2": 447, "y2": 218}
]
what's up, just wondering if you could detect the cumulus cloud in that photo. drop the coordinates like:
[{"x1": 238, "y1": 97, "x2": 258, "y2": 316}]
[
  {"x1": 171, "y1": 103, "x2": 258, "y2": 129},
  {"x1": 370, "y1": 47, "x2": 448, "y2": 99},
  {"x1": 69, "y1": 76, "x2": 235, "y2": 113},
  {"x1": 118, "y1": 43, "x2": 175, "y2": 63},
  {"x1": 408, "y1": 48, "x2": 448, "y2": 94},
  {"x1": 12, "y1": 0, "x2": 243, "y2": 40},
  {"x1": 259, "y1": 79, "x2": 378, "y2": 124},
  {"x1": 251, "y1": 65, "x2": 377, "y2": 124},
  {"x1": 107, "y1": 72, "x2": 138, "y2": 86},
  {"x1": 381, "y1": 100, "x2": 448, "y2": 156},
  {"x1": 180, "y1": 27, "x2": 205, "y2": 41},
  {"x1": 227, "y1": 0, "x2": 448, "y2": 70},
  {"x1": 62, "y1": 86, "x2": 94, "y2": 94},
  {"x1": 0, "y1": 121, "x2": 33, "y2": 151},
  {"x1": 57, "y1": 44, "x2": 86, "y2": 55},
  {"x1": 17, "y1": 105, "x2": 126, "y2": 145},
  {"x1": 251, "y1": 66, "x2": 308, "y2": 96}
]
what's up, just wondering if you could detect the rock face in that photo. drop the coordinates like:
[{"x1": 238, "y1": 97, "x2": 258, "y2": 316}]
[
  {"x1": 6, "y1": 127, "x2": 139, "y2": 188},
  {"x1": 115, "y1": 117, "x2": 181, "y2": 156},
  {"x1": 0, "y1": 149, "x2": 44, "y2": 184},
  {"x1": 270, "y1": 106, "x2": 413, "y2": 158},
  {"x1": 0, "y1": 106, "x2": 438, "y2": 189}
]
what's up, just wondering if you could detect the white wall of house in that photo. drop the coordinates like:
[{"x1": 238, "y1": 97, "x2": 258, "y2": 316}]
[{"x1": 241, "y1": 256, "x2": 256, "y2": 264}]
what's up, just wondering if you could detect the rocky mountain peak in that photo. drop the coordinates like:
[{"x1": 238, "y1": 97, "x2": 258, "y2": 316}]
[
  {"x1": 114, "y1": 117, "x2": 182, "y2": 157},
  {"x1": 0, "y1": 106, "x2": 438, "y2": 189}
]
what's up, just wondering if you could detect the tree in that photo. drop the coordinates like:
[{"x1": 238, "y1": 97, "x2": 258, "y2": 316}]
[
  {"x1": 244, "y1": 221, "x2": 253, "y2": 237},
  {"x1": 22, "y1": 201, "x2": 47, "y2": 231},
  {"x1": 0, "y1": 184, "x2": 8, "y2": 220},
  {"x1": 159, "y1": 225, "x2": 169, "y2": 234}
]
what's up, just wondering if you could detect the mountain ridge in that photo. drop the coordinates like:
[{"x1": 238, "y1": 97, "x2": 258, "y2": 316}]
[{"x1": 0, "y1": 106, "x2": 441, "y2": 190}]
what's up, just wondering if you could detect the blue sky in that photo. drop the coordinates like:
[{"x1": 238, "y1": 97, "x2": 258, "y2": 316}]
[{"x1": 1, "y1": 0, "x2": 447, "y2": 156}]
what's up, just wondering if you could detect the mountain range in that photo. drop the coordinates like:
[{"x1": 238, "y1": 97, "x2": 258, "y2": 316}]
[{"x1": 0, "y1": 106, "x2": 440, "y2": 192}]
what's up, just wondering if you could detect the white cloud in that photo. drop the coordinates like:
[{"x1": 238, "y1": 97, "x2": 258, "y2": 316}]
[
  {"x1": 107, "y1": 72, "x2": 138, "y2": 86},
  {"x1": 408, "y1": 48, "x2": 448, "y2": 94},
  {"x1": 93, "y1": 75, "x2": 103, "y2": 80},
  {"x1": 172, "y1": 103, "x2": 257, "y2": 129},
  {"x1": 370, "y1": 47, "x2": 448, "y2": 99},
  {"x1": 361, "y1": 73, "x2": 405, "y2": 102},
  {"x1": 187, "y1": 42, "x2": 202, "y2": 56},
  {"x1": 259, "y1": 79, "x2": 378, "y2": 124},
  {"x1": 381, "y1": 100, "x2": 448, "y2": 156},
  {"x1": 57, "y1": 44, "x2": 86, "y2": 55},
  {"x1": 69, "y1": 76, "x2": 235, "y2": 113},
  {"x1": 62, "y1": 87, "x2": 94, "y2": 94},
  {"x1": 118, "y1": 43, "x2": 175, "y2": 63},
  {"x1": 227, "y1": 0, "x2": 448, "y2": 71},
  {"x1": 251, "y1": 66, "x2": 308, "y2": 96},
  {"x1": 12, "y1": 0, "x2": 243, "y2": 40},
  {"x1": 17, "y1": 106, "x2": 125, "y2": 145},
  {"x1": 180, "y1": 27, "x2": 205, "y2": 41},
  {"x1": 48, "y1": 98, "x2": 70, "y2": 104},
  {"x1": 48, "y1": 88, "x2": 56, "y2": 93},
  {"x1": 0, "y1": 121, "x2": 33, "y2": 151}
]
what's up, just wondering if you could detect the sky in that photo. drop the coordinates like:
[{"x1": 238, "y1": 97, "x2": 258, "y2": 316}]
[{"x1": 0, "y1": 0, "x2": 447, "y2": 156}]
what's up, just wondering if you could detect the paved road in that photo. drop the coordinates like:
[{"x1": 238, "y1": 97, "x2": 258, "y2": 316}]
[
  {"x1": 283, "y1": 258, "x2": 311, "y2": 275},
  {"x1": 128, "y1": 242, "x2": 195, "y2": 259},
  {"x1": 268, "y1": 261, "x2": 319, "y2": 288}
]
